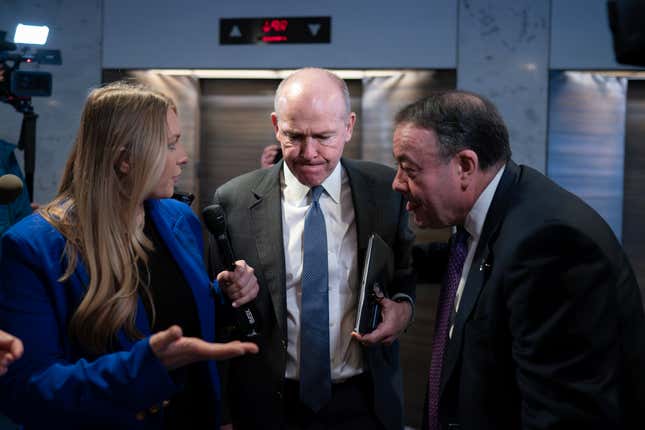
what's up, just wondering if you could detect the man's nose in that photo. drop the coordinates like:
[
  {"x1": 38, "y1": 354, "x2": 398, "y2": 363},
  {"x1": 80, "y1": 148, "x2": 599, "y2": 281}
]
[
  {"x1": 392, "y1": 169, "x2": 407, "y2": 192},
  {"x1": 300, "y1": 137, "x2": 318, "y2": 159}
]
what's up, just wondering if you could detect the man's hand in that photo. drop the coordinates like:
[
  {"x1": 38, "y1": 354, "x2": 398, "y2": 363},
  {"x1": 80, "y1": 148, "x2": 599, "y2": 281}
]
[
  {"x1": 260, "y1": 144, "x2": 280, "y2": 168},
  {"x1": 0, "y1": 330, "x2": 24, "y2": 376},
  {"x1": 352, "y1": 299, "x2": 412, "y2": 346},
  {"x1": 217, "y1": 260, "x2": 259, "y2": 308},
  {"x1": 150, "y1": 326, "x2": 259, "y2": 371}
]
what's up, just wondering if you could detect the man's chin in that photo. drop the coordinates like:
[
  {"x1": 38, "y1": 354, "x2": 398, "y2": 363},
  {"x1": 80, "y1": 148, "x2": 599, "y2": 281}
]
[
  {"x1": 294, "y1": 169, "x2": 326, "y2": 187},
  {"x1": 410, "y1": 210, "x2": 443, "y2": 230},
  {"x1": 411, "y1": 211, "x2": 430, "y2": 229}
]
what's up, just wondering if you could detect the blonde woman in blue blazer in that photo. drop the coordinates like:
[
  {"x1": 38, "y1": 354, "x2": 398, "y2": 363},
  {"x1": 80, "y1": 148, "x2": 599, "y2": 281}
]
[{"x1": 0, "y1": 82, "x2": 258, "y2": 429}]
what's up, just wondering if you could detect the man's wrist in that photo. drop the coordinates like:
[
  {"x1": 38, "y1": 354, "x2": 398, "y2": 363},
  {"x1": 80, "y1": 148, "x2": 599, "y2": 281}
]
[{"x1": 391, "y1": 294, "x2": 415, "y2": 329}]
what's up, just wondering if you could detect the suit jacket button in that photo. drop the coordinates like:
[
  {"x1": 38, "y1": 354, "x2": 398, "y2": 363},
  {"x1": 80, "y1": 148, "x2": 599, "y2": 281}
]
[
  {"x1": 149, "y1": 404, "x2": 160, "y2": 414},
  {"x1": 162, "y1": 400, "x2": 171, "y2": 408},
  {"x1": 135, "y1": 411, "x2": 146, "y2": 421},
  {"x1": 276, "y1": 391, "x2": 283, "y2": 399},
  {"x1": 281, "y1": 339, "x2": 287, "y2": 349}
]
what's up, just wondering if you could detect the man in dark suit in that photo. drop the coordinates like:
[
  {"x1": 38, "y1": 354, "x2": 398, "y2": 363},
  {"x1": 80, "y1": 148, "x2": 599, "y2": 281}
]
[
  {"x1": 391, "y1": 91, "x2": 645, "y2": 430},
  {"x1": 211, "y1": 68, "x2": 415, "y2": 430}
]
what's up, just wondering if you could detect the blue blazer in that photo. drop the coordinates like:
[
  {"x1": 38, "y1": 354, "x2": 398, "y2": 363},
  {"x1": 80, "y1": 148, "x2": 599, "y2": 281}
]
[{"x1": 0, "y1": 199, "x2": 220, "y2": 429}]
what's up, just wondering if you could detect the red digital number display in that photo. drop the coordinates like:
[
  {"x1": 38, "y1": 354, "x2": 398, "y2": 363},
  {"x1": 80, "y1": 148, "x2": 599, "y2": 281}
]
[
  {"x1": 262, "y1": 19, "x2": 289, "y2": 42},
  {"x1": 263, "y1": 19, "x2": 288, "y2": 33}
]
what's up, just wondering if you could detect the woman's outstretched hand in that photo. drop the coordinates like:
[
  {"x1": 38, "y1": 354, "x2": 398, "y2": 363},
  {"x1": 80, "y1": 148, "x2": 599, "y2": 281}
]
[
  {"x1": 150, "y1": 325, "x2": 259, "y2": 370},
  {"x1": 0, "y1": 330, "x2": 23, "y2": 376}
]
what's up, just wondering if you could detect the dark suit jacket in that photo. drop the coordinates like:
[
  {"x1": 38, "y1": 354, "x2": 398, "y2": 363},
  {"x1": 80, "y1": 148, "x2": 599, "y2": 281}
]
[
  {"x1": 427, "y1": 161, "x2": 645, "y2": 430},
  {"x1": 211, "y1": 158, "x2": 415, "y2": 430}
]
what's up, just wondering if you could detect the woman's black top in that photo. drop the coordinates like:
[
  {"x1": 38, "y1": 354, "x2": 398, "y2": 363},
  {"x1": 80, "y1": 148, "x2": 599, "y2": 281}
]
[{"x1": 142, "y1": 211, "x2": 217, "y2": 429}]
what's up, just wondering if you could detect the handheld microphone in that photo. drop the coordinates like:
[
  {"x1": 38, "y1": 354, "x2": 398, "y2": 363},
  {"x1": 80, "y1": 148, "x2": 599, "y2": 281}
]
[
  {"x1": 171, "y1": 191, "x2": 195, "y2": 206},
  {"x1": 202, "y1": 204, "x2": 261, "y2": 339},
  {"x1": 0, "y1": 174, "x2": 24, "y2": 204}
]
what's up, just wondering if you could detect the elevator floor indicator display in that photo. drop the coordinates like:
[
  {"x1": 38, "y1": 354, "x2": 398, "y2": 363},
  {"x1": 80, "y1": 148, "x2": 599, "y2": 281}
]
[{"x1": 220, "y1": 17, "x2": 331, "y2": 44}]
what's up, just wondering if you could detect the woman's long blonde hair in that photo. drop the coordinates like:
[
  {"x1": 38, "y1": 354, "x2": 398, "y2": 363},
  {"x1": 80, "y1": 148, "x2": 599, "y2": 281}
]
[{"x1": 41, "y1": 81, "x2": 176, "y2": 354}]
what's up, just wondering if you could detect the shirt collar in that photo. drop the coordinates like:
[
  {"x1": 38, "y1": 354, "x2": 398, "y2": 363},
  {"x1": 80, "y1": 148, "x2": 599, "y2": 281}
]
[
  {"x1": 462, "y1": 164, "x2": 506, "y2": 241},
  {"x1": 282, "y1": 161, "x2": 342, "y2": 204}
]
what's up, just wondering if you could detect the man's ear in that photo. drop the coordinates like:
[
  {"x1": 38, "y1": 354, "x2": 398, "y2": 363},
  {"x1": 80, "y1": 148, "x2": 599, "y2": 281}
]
[
  {"x1": 344, "y1": 112, "x2": 357, "y2": 142},
  {"x1": 456, "y1": 149, "x2": 478, "y2": 190},
  {"x1": 271, "y1": 112, "x2": 280, "y2": 137}
]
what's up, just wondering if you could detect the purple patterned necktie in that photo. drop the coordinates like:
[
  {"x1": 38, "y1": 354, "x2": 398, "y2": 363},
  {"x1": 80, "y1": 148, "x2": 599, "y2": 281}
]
[{"x1": 427, "y1": 227, "x2": 470, "y2": 430}]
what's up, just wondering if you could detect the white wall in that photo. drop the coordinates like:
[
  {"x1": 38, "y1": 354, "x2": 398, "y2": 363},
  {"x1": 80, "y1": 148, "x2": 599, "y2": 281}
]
[
  {"x1": 102, "y1": 0, "x2": 458, "y2": 69},
  {"x1": 103, "y1": 0, "x2": 644, "y2": 71},
  {"x1": 458, "y1": 0, "x2": 551, "y2": 172}
]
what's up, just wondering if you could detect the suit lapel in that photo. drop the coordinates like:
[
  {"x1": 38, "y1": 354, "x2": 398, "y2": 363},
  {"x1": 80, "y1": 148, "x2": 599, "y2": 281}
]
[
  {"x1": 249, "y1": 163, "x2": 288, "y2": 336},
  {"x1": 342, "y1": 159, "x2": 377, "y2": 272},
  {"x1": 440, "y1": 161, "x2": 521, "y2": 395}
]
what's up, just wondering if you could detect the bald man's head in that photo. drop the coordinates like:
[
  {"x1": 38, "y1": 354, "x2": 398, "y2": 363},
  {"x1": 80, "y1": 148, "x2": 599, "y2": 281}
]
[
  {"x1": 270, "y1": 67, "x2": 356, "y2": 187},
  {"x1": 273, "y1": 68, "x2": 351, "y2": 119}
]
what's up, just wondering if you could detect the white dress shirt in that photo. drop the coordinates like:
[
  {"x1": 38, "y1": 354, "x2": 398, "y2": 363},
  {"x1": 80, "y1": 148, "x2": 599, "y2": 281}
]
[
  {"x1": 449, "y1": 165, "x2": 506, "y2": 338},
  {"x1": 281, "y1": 162, "x2": 364, "y2": 381}
]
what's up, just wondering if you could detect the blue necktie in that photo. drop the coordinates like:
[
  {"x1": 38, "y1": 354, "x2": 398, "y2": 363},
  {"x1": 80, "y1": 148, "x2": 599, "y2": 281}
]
[{"x1": 299, "y1": 185, "x2": 332, "y2": 412}]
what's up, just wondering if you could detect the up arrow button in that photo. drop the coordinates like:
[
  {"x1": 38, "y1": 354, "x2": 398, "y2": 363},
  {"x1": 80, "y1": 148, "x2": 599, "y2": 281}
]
[{"x1": 229, "y1": 25, "x2": 242, "y2": 38}]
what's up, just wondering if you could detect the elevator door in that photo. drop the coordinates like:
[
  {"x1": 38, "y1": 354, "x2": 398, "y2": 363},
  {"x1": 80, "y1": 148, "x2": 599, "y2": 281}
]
[{"x1": 624, "y1": 79, "x2": 645, "y2": 307}]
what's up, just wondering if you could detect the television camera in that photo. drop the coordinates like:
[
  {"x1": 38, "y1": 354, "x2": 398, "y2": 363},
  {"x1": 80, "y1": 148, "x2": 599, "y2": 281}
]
[{"x1": 0, "y1": 28, "x2": 62, "y2": 201}]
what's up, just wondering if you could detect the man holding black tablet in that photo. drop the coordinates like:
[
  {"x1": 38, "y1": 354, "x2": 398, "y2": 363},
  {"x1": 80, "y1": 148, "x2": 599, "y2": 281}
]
[{"x1": 210, "y1": 67, "x2": 416, "y2": 430}]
